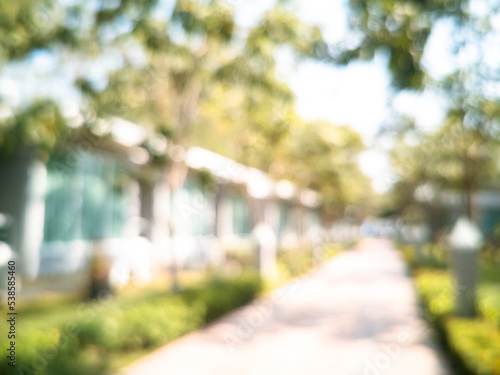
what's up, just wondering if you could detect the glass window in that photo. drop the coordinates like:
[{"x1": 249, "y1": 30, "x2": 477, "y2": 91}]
[
  {"x1": 43, "y1": 152, "x2": 135, "y2": 243},
  {"x1": 111, "y1": 166, "x2": 134, "y2": 237},
  {"x1": 172, "y1": 176, "x2": 213, "y2": 236},
  {"x1": 43, "y1": 156, "x2": 82, "y2": 242},
  {"x1": 278, "y1": 203, "x2": 289, "y2": 239},
  {"x1": 231, "y1": 192, "x2": 250, "y2": 236},
  {"x1": 81, "y1": 154, "x2": 109, "y2": 240}
]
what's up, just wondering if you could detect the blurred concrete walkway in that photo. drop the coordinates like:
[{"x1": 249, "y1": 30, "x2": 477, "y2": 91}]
[{"x1": 118, "y1": 239, "x2": 449, "y2": 375}]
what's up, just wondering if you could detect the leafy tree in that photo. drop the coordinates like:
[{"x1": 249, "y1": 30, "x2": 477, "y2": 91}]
[
  {"x1": 340, "y1": 0, "x2": 500, "y2": 224},
  {"x1": 390, "y1": 108, "x2": 500, "y2": 224},
  {"x1": 0, "y1": 0, "x2": 375, "y2": 290},
  {"x1": 271, "y1": 120, "x2": 371, "y2": 222},
  {"x1": 0, "y1": 0, "x2": 164, "y2": 155},
  {"x1": 340, "y1": 0, "x2": 468, "y2": 90}
]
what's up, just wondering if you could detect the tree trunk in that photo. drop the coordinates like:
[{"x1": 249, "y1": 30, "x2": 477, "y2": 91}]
[
  {"x1": 167, "y1": 187, "x2": 180, "y2": 293},
  {"x1": 166, "y1": 160, "x2": 188, "y2": 293}
]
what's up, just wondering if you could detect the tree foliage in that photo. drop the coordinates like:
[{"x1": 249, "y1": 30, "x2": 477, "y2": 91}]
[
  {"x1": 0, "y1": 0, "x2": 374, "y2": 218},
  {"x1": 341, "y1": 0, "x2": 468, "y2": 89},
  {"x1": 390, "y1": 109, "x2": 500, "y2": 220},
  {"x1": 342, "y1": 0, "x2": 500, "y2": 223},
  {"x1": 276, "y1": 120, "x2": 371, "y2": 220}
]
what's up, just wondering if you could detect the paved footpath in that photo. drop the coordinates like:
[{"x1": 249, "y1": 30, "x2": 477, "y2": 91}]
[{"x1": 119, "y1": 239, "x2": 450, "y2": 375}]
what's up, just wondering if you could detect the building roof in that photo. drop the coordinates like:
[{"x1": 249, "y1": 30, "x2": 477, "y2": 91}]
[{"x1": 102, "y1": 117, "x2": 322, "y2": 208}]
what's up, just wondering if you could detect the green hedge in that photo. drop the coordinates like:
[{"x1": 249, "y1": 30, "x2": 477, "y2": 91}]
[
  {"x1": 415, "y1": 269, "x2": 453, "y2": 320},
  {"x1": 412, "y1": 267, "x2": 500, "y2": 375},
  {"x1": 276, "y1": 244, "x2": 344, "y2": 279},
  {"x1": 479, "y1": 286, "x2": 500, "y2": 327},
  {"x1": 446, "y1": 318, "x2": 500, "y2": 375},
  {"x1": 184, "y1": 272, "x2": 263, "y2": 323},
  {"x1": 1, "y1": 272, "x2": 263, "y2": 375},
  {"x1": 277, "y1": 248, "x2": 313, "y2": 278},
  {"x1": 400, "y1": 243, "x2": 448, "y2": 271},
  {"x1": 225, "y1": 249, "x2": 258, "y2": 270}
]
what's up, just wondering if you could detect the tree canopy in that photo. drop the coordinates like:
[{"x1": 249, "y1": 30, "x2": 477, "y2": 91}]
[
  {"x1": 340, "y1": 0, "x2": 468, "y2": 90},
  {"x1": 0, "y1": 0, "x2": 373, "y2": 219},
  {"x1": 340, "y1": 0, "x2": 500, "y2": 222}
]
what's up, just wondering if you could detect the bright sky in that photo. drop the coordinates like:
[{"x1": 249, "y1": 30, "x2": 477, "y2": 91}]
[
  {"x1": 272, "y1": 0, "x2": 448, "y2": 193},
  {"x1": 281, "y1": 0, "x2": 397, "y2": 193},
  {"x1": 291, "y1": 65, "x2": 396, "y2": 194},
  {"x1": 233, "y1": 0, "x2": 399, "y2": 193}
]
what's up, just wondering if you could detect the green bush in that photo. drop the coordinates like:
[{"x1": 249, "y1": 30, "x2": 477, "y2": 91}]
[
  {"x1": 277, "y1": 248, "x2": 313, "y2": 278},
  {"x1": 447, "y1": 318, "x2": 500, "y2": 375},
  {"x1": 276, "y1": 244, "x2": 345, "y2": 280},
  {"x1": 411, "y1": 266, "x2": 500, "y2": 375},
  {"x1": 68, "y1": 296, "x2": 205, "y2": 353},
  {"x1": 478, "y1": 286, "x2": 500, "y2": 328},
  {"x1": 225, "y1": 249, "x2": 258, "y2": 270},
  {"x1": 401, "y1": 243, "x2": 448, "y2": 271},
  {"x1": 415, "y1": 270, "x2": 454, "y2": 320},
  {"x1": 323, "y1": 243, "x2": 344, "y2": 259},
  {"x1": 184, "y1": 272, "x2": 263, "y2": 323},
  {"x1": 5, "y1": 273, "x2": 261, "y2": 375},
  {"x1": 399, "y1": 244, "x2": 417, "y2": 269},
  {"x1": 0, "y1": 325, "x2": 108, "y2": 375}
]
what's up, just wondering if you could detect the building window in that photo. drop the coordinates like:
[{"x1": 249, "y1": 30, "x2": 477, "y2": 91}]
[{"x1": 43, "y1": 152, "x2": 134, "y2": 243}]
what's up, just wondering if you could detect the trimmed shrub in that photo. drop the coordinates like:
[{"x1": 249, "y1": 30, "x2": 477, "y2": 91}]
[
  {"x1": 447, "y1": 318, "x2": 500, "y2": 375},
  {"x1": 415, "y1": 270, "x2": 453, "y2": 320},
  {"x1": 277, "y1": 248, "x2": 313, "y2": 278},
  {"x1": 225, "y1": 249, "x2": 258, "y2": 270},
  {"x1": 184, "y1": 272, "x2": 263, "y2": 323},
  {"x1": 409, "y1": 263, "x2": 500, "y2": 375},
  {"x1": 478, "y1": 286, "x2": 500, "y2": 328},
  {"x1": 7, "y1": 273, "x2": 262, "y2": 375},
  {"x1": 323, "y1": 243, "x2": 344, "y2": 259}
]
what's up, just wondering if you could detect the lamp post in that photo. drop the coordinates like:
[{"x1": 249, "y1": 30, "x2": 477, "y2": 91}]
[{"x1": 448, "y1": 216, "x2": 483, "y2": 317}]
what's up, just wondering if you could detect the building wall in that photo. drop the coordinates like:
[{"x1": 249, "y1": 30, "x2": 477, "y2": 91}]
[
  {"x1": 0, "y1": 150, "x2": 146, "y2": 281},
  {"x1": 0, "y1": 150, "x2": 45, "y2": 279},
  {"x1": 1, "y1": 145, "x2": 325, "y2": 292}
]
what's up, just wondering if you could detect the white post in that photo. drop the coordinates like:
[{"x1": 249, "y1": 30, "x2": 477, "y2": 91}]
[
  {"x1": 20, "y1": 160, "x2": 47, "y2": 280},
  {"x1": 253, "y1": 221, "x2": 277, "y2": 279},
  {"x1": 448, "y1": 216, "x2": 483, "y2": 317}
]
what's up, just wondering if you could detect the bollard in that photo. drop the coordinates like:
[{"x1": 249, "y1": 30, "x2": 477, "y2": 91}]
[
  {"x1": 252, "y1": 222, "x2": 277, "y2": 279},
  {"x1": 448, "y1": 216, "x2": 483, "y2": 317},
  {"x1": 309, "y1": 225, "x2": 323, "y2": 266}
]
